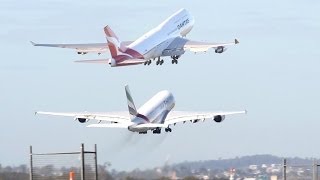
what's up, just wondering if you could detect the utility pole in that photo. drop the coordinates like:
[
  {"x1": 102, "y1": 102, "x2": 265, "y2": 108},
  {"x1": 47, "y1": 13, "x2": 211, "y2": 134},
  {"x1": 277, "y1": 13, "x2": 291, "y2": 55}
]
[
  {"x1": 283, "y1": 159, "x2": 287, "y2": 180},
  {"x1": 313, "y1": 159, "x2": 318, "y2": 180},
  {"x1": 29, "y1": 146, "x2": 33, "y2": 180},
  {"x1": 81, "y1": 143, "x2": 85, "y2": 180},
  {"x1": 94, "y1": 144, "x2": 98, "y2": 180}
]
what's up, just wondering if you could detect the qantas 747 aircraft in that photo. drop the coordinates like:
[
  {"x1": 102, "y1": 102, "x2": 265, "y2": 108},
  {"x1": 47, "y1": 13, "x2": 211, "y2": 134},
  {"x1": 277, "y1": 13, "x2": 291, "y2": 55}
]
[
  {"x1": 36, "y1": 85, "x2": 246, "y2": 134},
  {"x1": 31, "y1": 8, "x2": 239, "y2": 67}
]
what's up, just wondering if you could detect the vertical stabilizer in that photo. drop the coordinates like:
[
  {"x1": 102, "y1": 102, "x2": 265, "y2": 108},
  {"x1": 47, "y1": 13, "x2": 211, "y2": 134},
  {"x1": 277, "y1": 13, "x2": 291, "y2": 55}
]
[
  {"x1": 125, "y1": 85, "x2": 138, "y2": 119},
  {"x1": 104, "y1": 26, "x2": 125, "y2": 58}
]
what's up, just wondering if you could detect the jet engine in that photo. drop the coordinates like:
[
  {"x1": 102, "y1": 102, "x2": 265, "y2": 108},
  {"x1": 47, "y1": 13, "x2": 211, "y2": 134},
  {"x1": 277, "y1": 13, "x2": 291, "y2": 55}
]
[
  {"x1": 213, "y1": 115, "x2": 225, "y2": 123},
  {"x1": 193, "y1": 119, "x2": 200, "y2": 123},
  {"x1": 215, "y1": 46, "x2": 227, "y2": 53},
  {"x1": 77, "y1": 52, "x2": 88, "y2": 55},
  {"x1": 76, "y1": 118, "x2": 88, "y2": 123}
]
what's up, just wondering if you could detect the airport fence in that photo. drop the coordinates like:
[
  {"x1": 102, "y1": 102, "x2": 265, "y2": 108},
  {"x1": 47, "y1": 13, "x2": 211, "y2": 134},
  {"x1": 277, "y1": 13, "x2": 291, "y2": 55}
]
[{"x1": 29, "y1": 144, "x2": 98, "y2": 180}]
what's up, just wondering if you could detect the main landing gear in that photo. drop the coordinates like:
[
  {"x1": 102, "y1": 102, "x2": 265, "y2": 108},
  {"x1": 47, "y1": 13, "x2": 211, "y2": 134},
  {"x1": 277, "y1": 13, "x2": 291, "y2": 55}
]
[
  {"x1": 148, "y1": 127, "x2": 172, "y2": 134},
  {"x1": 171, "y1": 55, "x2": 180, "y2": 64},
  {"x1": 153, "y1": 128, "x2": 161, "y2": 134},
  {"x1": 152, "y1": 127, "x2": 172, "y2": 134},
  {"x1": 156, "y1": 57, "x2": 164, "y2": 65},
  {"x1": 144, "y1": 56, "x2": 180, "y2": 66},
  {"x1": 144, "y1": 60, "x2": 152, "y2": 66},
  {"x1": 165, "y1": 127, "x2": 172, "y2": 132}
]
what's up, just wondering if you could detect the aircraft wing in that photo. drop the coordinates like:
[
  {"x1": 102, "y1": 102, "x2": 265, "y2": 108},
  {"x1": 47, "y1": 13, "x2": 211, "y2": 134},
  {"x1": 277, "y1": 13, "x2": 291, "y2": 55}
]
[
  {"x1": 30, "y1": 41, "x2": 133, "y2": 54},
  {"x1": 35, "y1": 111, "x2": 131, "y2": 124},
  {"x1": 184, "y1": 39, "x2": 239, "y2": 53},
  {"x1": 164, "y1": 110, "x2": 246, "y2": 126}
]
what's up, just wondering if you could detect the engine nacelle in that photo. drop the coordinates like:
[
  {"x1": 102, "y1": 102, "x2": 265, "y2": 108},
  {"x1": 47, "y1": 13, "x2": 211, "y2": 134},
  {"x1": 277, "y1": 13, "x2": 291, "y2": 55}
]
[
  {"x1": 193, "y1": 119, "x2": 200, "y2": 123},
  {"x1": 108, "y1": 58, "x2": 117, "y2": 67},
  {"x1": 215, "y1": 46, "x2": 227, "y2": 54},
  {"x1": 213, "y1": 115, "x2": 225, "y2": 123},
  {"x1": 76, "y1": 118, "x2": 88, "y2": 123},
  {"x1": 77, "y1": 52, "x2": 88, "y2": 55}
]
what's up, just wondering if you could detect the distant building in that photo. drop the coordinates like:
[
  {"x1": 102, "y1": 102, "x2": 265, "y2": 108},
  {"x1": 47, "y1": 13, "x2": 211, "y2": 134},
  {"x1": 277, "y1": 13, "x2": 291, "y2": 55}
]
[
  {"x1": 270, "y1": 175, "x2": 277, "y2": 180},
  {"x1": 249, "y1": 165, "x2": 258, "y2": 170},
  {"x1": 194, "y1": 175, "x2": 209, "y2": 180}
]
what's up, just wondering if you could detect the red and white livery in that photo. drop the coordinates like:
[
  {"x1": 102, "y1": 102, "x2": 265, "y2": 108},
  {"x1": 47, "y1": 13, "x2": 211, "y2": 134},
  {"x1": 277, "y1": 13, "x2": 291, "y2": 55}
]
[{"x1": 31, "y1": 9, "x2": 239, "y2": 67}]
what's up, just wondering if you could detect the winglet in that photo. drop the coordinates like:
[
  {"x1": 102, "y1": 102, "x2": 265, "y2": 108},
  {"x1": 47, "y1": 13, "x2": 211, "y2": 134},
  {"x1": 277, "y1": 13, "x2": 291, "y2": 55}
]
[
  {"x1": 30, "y1": 41, "x2": 36, "y2": 46},
  {"x1": 235, "y1": 39, "x2": 239, "y2": 44}
]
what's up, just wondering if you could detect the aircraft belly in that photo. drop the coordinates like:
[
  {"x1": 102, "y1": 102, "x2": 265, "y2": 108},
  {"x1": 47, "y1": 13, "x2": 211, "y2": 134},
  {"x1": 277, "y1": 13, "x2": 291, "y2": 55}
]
[
  {"x1": 161, "y1": 37, "x2": 188, "y2": 56},
  {"x1": 144, "y1": 39, "x2": 173, "y2": 59},
  {"x1": 128, "y1": 125, "x2": 154, "y2": 132},
  {"x1": 153, "y1": 110, "x2": 170, "y2": 124}
]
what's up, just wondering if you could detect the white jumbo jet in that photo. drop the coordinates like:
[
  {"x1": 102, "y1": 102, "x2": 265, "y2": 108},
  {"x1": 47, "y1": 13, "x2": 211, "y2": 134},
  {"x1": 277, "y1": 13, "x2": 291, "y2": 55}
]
[
  {"x1": 31, "y1": 8, "x2": 239, "y2": 67},
  {"x1": 36, "y1": 85, "x2": 246, "y2": 134}
]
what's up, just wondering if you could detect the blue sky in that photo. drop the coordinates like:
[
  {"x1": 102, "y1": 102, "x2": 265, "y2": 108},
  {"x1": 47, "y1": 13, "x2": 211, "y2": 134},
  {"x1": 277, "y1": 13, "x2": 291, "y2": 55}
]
[{"x1": 0, "y1": 0, "x2": 319, "y2": 170}]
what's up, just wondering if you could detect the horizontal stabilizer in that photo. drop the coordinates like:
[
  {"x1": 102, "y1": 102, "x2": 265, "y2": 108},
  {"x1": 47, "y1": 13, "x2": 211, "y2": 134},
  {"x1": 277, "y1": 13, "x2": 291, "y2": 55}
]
[
  {"x1": 116, "y1": 59, "x2": 146, "y2": 65},
  {"x1": 87, "y1": 124, "x2": 129, "y2": 128},
  {"x1": 136, "y1": 124, "x2": 167, "y2": 128},
  {"x1": 74, "y1": 59, "x2": 110, "y2": 64}
]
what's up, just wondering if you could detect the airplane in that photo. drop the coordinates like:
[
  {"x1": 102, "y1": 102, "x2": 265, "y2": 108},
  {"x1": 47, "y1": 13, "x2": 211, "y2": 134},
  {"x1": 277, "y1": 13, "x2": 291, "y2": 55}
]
[
  {"x1": 31, "y1": 8, "x2": 239, "y2": 67},
  {"x1": 36, "y1": 85, "x2": 246, "y2": 134}
]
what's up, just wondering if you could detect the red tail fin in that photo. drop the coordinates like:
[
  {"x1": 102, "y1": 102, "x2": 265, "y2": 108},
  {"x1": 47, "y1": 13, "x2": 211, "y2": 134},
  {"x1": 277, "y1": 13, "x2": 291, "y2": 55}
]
[{"x1": 104, "y1": 26, "x2": 124, "y2": 58}]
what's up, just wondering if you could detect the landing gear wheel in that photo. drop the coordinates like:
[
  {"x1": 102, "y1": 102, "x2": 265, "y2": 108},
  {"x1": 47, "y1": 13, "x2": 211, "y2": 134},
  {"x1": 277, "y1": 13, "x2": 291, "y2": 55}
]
[
  {"x1": 171, "y1": 55, "x2": 179, "y2": 64},
  {"x1": 153, "y1": 128, "x2": 161, "y2": 134},
  {"x1": 156, "y1": 57, "x2": 163, "y2": 66},
  {"x1": 172, "y1": 59, "x2": 178, "y2": 64}
]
